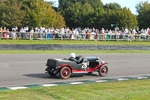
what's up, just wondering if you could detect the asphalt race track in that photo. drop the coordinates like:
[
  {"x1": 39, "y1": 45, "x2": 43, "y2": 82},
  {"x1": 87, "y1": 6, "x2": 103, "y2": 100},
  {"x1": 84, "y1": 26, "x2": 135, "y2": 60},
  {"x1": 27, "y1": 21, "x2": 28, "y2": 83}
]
[{"x1": 0, "y1": 54, "x2": 150, "y2": 88}]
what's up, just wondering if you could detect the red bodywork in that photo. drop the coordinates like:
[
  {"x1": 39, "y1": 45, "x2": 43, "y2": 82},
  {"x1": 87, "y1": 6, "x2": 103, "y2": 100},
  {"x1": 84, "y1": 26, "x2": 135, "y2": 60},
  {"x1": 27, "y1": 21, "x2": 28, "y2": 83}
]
[{"x1": 59, "y1": 62, "x2": 108, "y2": 74}]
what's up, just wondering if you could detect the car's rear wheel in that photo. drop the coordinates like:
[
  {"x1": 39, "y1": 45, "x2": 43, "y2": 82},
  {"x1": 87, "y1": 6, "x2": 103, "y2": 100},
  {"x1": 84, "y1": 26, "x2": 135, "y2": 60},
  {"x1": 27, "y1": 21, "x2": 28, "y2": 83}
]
[
  {"x1": 48, "y1": 72, "x2": 57, "y2": 77},
  {"x1": 59, "y1": 67, "x2": 71, "y2": 79},
  {"x1": 98, "y1": 66, "x2": 108, "y2": 77}
]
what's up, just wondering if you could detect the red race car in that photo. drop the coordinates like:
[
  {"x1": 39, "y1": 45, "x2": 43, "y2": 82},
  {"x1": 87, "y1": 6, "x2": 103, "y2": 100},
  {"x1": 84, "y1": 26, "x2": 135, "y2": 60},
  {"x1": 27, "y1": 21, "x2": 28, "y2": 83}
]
[{"x1": 45, "y1": 56, "x2": 108, "y2": 79}]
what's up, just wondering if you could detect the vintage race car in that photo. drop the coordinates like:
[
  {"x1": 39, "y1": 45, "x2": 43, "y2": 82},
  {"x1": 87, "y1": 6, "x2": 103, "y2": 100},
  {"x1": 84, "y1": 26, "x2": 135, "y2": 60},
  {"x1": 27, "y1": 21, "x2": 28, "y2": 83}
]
[{"x1": 45, "y1": 56, "x2": 108, "y2": 79}]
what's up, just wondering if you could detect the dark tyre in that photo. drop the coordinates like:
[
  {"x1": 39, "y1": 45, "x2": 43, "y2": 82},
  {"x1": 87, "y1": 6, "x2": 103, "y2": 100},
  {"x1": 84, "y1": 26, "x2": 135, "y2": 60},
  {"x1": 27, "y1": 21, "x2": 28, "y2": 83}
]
[
  {"x1": 59, "y1": 67, "x2": 71, "y2": 79},
  {"x1": 48, "y1": 72, "x2": 57, "y2": 77},
  {"x1": 98, "y1": 66, "x2": 108, "y2": 77}
]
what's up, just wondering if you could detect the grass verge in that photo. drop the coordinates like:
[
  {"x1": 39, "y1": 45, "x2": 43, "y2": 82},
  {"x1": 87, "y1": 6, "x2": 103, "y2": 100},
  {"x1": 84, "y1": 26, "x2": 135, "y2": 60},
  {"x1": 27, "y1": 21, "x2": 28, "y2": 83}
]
[
  {"x1": 0, "y1": 79, "x2": 150, "y2": 100},
  {"x1": 0, "y1": 40, "x2": 150, "y2": 46},
  {"x1": 0, "y1": 50, "x2": 150, "y2": 54}
]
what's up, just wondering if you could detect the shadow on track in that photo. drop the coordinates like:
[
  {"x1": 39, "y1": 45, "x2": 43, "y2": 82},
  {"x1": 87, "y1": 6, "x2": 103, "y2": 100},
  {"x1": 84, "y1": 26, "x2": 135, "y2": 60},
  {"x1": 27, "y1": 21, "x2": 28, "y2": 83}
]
[{"x1": 23, "y1": 73, "x2": 99, "y2": 79}]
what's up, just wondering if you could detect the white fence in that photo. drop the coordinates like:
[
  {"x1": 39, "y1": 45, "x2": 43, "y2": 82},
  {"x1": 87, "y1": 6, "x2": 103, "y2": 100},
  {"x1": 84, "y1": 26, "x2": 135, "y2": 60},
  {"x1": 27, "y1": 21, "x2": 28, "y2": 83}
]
[{"x1": 0, "y1": 31, "x2": 150, "y2": 41}]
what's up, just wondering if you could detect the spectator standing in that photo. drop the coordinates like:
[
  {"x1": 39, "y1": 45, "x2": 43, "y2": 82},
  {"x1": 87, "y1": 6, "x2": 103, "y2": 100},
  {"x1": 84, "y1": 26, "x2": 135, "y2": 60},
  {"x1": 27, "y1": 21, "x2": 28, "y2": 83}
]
[
  {"x1": 30, "y1": 28, "x2": 34, "y2": 39},
  {"x1": 2, "y1": 27, "x2": 8, "y2": 38},
  {"x1": 148, "y1": 28, "x2": 150, "y2": 35},
  {"x1": 11, "y1": 29, "x2": 16, "y2": 40}
]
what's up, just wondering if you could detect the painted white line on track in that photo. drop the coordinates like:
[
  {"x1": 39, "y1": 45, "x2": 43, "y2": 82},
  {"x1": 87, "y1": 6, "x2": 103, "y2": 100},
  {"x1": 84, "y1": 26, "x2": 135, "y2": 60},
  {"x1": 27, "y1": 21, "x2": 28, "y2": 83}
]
[
  {"x1": 137, "y1": 77, "x2": 148, "y2": 79},
  {"x1": 7, "y1": 86, "x2": 27, "y2": 90},
  {"x1": 118, "y1": 78, "x2": 129, "y2": 81},
  {"x1": 42, "y1": 84, "x2": 58, "y2": 87},
  {"x1": 1, "y1": 75, "x2": 150, "y2": 91},
  {"x1": 96, "y1": 80, "x2": 107, "y2": 83},
  {"x1": 70, "y1": 82, "x2": 83, "y2": 85}
]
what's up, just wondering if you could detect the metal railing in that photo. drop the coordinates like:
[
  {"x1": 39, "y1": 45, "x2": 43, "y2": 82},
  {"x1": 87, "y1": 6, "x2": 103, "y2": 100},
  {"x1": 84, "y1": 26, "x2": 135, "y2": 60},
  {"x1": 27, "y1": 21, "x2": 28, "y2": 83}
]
[{"x1": 0, "y1": 31, "x2": 150, "y2": 41}]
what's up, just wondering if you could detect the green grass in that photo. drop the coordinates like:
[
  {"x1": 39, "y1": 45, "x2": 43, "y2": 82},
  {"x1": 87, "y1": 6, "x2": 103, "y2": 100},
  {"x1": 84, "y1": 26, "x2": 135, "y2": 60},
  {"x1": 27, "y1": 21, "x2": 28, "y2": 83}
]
[
  {"x1": 0, "y1": 79, "x2": 150, "y2": 100},
  {"x1": 0, "y1": 40, "x2": 150, "y2": 46},
  {"x1": 0, "y1": 40, "x2": 150, "y2": 54},
  {"x1": 0, "y1": 50, "x2": 150, "y2": 54}
]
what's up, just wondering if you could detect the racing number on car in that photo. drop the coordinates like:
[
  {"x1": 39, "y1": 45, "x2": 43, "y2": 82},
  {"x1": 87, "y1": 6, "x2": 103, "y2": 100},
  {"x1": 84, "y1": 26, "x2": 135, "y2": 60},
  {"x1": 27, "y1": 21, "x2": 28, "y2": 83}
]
[{"x1": 81, "y1": 63, "x2": 88, "y2": 69}]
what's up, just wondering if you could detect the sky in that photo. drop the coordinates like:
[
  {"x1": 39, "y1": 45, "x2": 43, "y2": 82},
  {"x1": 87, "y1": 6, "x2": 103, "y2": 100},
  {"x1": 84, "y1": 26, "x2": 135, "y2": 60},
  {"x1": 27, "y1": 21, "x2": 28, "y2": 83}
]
[{"x1": 45, "y1": 0, "x2": 150, "y2": 14}]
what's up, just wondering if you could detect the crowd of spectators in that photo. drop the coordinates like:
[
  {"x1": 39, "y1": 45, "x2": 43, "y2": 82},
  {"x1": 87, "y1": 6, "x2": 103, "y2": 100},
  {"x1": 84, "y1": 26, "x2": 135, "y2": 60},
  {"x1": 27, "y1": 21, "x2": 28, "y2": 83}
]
[{"x1": 0, "y1": 26, "x2": 150, "y2": 41}]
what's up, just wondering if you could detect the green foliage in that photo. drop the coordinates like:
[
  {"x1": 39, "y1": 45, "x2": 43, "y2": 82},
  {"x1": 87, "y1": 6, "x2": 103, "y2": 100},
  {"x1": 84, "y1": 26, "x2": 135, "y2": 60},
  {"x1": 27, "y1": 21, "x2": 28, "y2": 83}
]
[
  {"x1": 0, "y1": 40, "x2": 150, "y2": 46},
  {"x1": 0, "y1": 80, "x2": 150, "y2": 99},
  {"x1": 59, "y1": 0, "x2": 103, "y2": 28},
  {"x1": 0, "y1": 0, "x2": 25, "y2": 28},
  {"x1": 59, "y1": 0, "x2": 103, "y2": 10},
  {"x1": 0, "y1": 0, "x2": 146, "y2": 30},
  {"x1": 77, "y1": 0, "x2": 103, "y2": 9},
  {"x1": 136, "y1": 1, "x2": 150, "y2": 29},
  {"x1": 59, "y1": 0, "x2": 138, "y2": 29},
  {"x1": 115, "y1": 7, "x2": 138, "y2": 29},
  {"x1": 88, "y1": 6, "x2": 138, "y2": 29},
  {"x1": 0, "y1": 0, "x2": 65, "y2": 29},
  {"x1": 103, "y1": 2, "x2": 121, "y2": 10},
  {"x1": 90, "y1": 8, "x2": 106, "y2": 28}
]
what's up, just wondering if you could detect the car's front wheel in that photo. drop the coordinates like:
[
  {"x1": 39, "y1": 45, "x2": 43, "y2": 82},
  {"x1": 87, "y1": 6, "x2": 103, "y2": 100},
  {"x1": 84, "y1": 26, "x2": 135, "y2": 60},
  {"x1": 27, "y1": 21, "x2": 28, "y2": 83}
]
[
  {"x1": 98, "y1": 66, "x2": 108, "y2": 77},
  {"x1": 59, "y1": 67, "x2": 71, "y2": 79}
]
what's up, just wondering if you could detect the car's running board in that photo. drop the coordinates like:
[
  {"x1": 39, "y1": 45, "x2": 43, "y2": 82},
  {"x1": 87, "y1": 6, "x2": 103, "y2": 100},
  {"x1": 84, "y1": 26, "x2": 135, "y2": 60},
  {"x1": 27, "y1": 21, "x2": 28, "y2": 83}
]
[{"x1": 72, "y1": 71, "x2": 88, "y2": 74}]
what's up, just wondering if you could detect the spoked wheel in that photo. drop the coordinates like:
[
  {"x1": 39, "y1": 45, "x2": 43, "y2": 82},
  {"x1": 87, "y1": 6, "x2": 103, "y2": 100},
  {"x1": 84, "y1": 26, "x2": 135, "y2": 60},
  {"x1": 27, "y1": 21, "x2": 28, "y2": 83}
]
[
  {"x1": 98, "y1": 66, "x2": 108, "y2": 77},
  {"x1": 59, "y1": 67, "x2": 71, "y2": 79},
  {"x1": 48, "y1": 72, "x2": 57, "y2": 77}
]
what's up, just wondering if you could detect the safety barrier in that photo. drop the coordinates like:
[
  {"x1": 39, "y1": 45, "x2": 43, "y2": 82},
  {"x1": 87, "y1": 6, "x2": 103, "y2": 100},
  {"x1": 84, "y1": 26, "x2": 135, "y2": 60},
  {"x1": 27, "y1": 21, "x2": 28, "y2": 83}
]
[{"x1": 0, "y1": 31, "x2": 150, "y2": 41}]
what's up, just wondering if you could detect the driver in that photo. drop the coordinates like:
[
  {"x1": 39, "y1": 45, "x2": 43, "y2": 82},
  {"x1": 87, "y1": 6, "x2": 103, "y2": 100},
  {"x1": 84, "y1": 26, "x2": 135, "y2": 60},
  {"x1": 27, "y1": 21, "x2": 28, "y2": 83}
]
[{"x1": 69, "y1": 53, "x2": 81, "y2": 64}]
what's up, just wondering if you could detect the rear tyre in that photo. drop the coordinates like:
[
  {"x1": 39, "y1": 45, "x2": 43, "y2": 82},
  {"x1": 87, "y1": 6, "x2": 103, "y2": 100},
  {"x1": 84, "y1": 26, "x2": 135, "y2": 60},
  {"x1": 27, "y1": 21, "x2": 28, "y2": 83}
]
[
  {"x1": 98, "y1": 66, "x2": 108, "y2": 77},
  {"x1": 59, "y1": 67, "x2": 71, "y2": 79},
  {"x1": 48, "y1": 72, "x2": 57, "y2": 77}
]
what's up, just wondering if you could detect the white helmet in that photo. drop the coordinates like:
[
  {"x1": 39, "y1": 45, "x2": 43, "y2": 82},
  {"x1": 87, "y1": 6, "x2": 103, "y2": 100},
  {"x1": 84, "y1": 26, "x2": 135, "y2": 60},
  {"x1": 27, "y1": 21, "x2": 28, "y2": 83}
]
[{"x1": 70, "y1": 53, "x2": 76, "y2": 58}]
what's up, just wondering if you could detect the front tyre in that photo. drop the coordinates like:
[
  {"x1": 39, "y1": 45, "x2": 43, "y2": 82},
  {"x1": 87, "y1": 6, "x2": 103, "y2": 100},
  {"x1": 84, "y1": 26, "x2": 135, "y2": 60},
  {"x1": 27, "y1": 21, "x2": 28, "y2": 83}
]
[
  {"x1": 59, "y1": 67, "x2": 71, "y2": 79},
  {"x1": 98, "y1": 66, "x2": 108, "y2": 77}
]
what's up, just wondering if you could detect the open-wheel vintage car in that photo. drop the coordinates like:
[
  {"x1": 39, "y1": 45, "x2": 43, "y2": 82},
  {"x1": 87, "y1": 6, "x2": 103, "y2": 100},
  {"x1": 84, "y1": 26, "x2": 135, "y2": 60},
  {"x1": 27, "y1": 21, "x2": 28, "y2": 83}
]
[{"x1": 45, "y1": 56, "x2": 108, "y2": 79}]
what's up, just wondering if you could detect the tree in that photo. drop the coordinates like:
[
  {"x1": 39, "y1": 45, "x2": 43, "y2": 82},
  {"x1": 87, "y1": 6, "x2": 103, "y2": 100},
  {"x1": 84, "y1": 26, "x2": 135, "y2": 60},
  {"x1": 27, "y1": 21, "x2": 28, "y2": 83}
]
[
  {"x1": 58, "y1": 0, "x2": 103, "y2": 28},
  {"x1": 90, "y1": 7, "x2": 138, "y2": 30},
  {"x1": 63, "y1": 2, "x2": 94, "y2": 28},
  {"x1": 21, "y1": 0, "x2": 65, "y2": 28},
  {"x1": 59, "y1": 0, "x2": 103, "y2": 10},
  {"x1": 0, "y1": 0, "x2": 25, "y2": 28},
  {"x1": 89, "y1": 8, "x2": 106, "y2": 29},
  {"x1": 0, "y1": 0, "x2": 65, "y2": 29},
  {"x1": 136, "y1": 1, "x2": 150, "y2": 29},
  {"x1": 115, "y1": 7, "x2": 138, "y2": 29},
  {"x1": 103, "y1": 3, "x2": 121, "y2": 10},
  {"x1": 77, "y1": 0, "x2": 103, "y2": 9}
]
